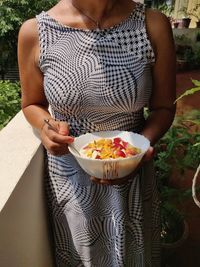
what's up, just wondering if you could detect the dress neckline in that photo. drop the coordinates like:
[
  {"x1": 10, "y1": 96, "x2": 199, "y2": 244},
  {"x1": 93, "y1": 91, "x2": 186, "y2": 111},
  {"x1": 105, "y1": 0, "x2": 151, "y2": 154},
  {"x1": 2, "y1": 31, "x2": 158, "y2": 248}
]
[{"x1": 43, "y1": 2, "x2": 140, "y2": 33}]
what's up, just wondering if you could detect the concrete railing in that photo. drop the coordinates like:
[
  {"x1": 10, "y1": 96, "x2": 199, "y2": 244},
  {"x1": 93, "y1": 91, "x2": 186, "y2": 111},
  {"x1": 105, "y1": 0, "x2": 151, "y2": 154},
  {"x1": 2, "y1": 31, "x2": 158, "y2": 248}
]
[{"x1": 0, "y1": 111, "x2": 54, "y2": 267}]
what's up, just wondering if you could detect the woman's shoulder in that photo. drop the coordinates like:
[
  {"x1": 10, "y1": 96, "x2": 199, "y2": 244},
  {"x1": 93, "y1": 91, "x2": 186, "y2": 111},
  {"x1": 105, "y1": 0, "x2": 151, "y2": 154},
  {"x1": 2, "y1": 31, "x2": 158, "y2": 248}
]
[
  {"x1": 18, "y1": 18, "x2": 39, "y2": 45},
  {"x1": 145, "y1": 8, "x2": 174, "y2": 48},
  {"x1": 146, "y1": 8, "x2": 172, "y2": 35}
]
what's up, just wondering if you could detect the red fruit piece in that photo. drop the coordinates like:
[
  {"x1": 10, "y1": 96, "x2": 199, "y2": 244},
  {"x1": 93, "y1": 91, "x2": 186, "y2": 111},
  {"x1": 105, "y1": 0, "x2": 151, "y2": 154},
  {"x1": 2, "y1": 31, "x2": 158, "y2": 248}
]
[
  {"x1": 114, "y1": 143, "x2": 124, "y2": 149},
  {"x1": 116, "y1": 150, "x2": 126, "y2": 158},
  {"x1": 113, "y1": 137, "x2": 122, "y2": 144},
  {"x1": 122, "y1": 141, "x2": 128, "y2": 148}
]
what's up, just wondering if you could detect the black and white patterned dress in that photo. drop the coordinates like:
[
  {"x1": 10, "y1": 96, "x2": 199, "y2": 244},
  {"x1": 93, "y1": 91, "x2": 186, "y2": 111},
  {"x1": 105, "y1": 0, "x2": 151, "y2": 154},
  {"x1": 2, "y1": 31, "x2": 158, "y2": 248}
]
[{"x1": 36, "y1": 2, "x2": 160, "y2": 267}]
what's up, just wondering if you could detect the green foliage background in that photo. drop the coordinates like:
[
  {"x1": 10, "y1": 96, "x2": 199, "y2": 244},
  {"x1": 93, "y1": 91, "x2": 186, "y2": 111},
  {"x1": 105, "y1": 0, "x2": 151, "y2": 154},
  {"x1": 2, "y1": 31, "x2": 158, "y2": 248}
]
[
  {"x1": 0, "y1": 0, "x2": 57, "y2": 36},
  {"x1": 0, "y1": 0, "x2": 57, "y2": 127},
  {"x1": 0, "y1": 0, "x2": 57, "y2": 78},
  {"x1": 0, "y1": 81, "x2": 21, "y2": 129}
]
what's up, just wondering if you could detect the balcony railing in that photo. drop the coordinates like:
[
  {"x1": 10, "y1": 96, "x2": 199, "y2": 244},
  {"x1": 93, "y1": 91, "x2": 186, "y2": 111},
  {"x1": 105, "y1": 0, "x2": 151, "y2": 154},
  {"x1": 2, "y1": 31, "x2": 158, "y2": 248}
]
[{"x1": 0, "y1": 111, "x2": 54, "y2": 267}]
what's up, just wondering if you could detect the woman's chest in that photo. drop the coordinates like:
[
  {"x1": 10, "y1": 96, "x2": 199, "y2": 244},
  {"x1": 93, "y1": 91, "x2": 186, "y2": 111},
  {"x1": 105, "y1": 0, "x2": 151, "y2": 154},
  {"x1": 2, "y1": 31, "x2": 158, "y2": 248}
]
[{"x1": 43, "y1": 32, "x2": 153, "y2": 113}]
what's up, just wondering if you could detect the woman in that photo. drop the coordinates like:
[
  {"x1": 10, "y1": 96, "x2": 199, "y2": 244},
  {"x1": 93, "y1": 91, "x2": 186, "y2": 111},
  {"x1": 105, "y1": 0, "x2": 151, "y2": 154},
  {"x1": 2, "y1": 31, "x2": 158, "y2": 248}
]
[{"x1": 18, "y1": 0, "x2": 176, "y2": 266}]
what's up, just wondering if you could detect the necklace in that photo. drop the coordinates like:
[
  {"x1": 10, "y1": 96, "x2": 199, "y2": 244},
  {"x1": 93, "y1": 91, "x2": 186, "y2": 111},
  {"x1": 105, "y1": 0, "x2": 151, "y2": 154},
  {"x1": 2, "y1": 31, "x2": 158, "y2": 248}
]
[{"x1": 70, "y1": 0, "x2": 118, "y2": 30}]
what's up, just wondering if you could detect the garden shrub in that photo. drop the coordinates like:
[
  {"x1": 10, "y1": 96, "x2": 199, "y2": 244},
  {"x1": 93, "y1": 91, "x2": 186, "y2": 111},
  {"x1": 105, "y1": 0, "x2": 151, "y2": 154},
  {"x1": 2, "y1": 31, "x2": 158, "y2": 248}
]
[{"x1": 0, "y1": 80, "x2": 21, "y2": 129}]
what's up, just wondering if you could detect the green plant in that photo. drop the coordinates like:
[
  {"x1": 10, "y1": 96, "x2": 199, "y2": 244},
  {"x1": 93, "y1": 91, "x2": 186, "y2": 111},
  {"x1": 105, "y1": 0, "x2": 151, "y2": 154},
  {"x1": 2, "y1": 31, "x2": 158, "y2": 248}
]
[
  {"x1": 174, "y1": 34, "x2": 191, "y2": 44},
  {"x1": 0, "y1": 80, "x2": 21, "y2": 129},
  {"x1": 188, "y1": 48, "x2": 200, "y2": 69},
  {"x1": 174, "y1": 34, "x2": 192, "y2": 61},
  {"x1": 178, "y1": 6, "x2": 190, "y2": 18},
  {"x1": 176, "y1": 80, "x2": 200, "y2": 209},
  {"x1": 196, "y1": 32, "x2": 200, "y2": 42},
  {"x1": 160, "y1": 193, "x2": 185, "y2": 243},
  {"x1": 154, "y1": 2, "x2": 174, "y2": 18},
  {"x1": 155, "y1": 109, "x2": 200, "y2": 244},
  {"x1": 174, "y1": 34, "x2": 200, "y2": 69},
  {"x1": 175, "y1": 79, "x2": 200, "y2": 103},
  {"x1": 0, "y1": 0, "x2": 57, "y2": 79}
]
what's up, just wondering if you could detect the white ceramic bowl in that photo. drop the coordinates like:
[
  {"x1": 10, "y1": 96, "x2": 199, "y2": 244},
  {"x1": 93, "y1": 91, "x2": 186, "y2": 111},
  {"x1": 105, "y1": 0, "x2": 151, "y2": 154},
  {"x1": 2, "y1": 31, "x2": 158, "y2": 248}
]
[{"x1": 68, "y1": 131, "x2": 150, "y2": 180}]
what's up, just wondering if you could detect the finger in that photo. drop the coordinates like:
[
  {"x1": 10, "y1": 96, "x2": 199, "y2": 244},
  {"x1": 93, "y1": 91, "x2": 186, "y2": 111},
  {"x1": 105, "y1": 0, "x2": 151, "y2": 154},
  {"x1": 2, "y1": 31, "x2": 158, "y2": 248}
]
[
  {"x1": 48, "y1": 131, "x2": 74, "y2": 144},
  {"x1": 47, "y1": 119, "x2": 60, "y2": 131},
  {"x1": 58, "y1": 121, "x2": 70, "y2": 135},
  {"x1": 44, "y1": 140, "x2": 69, "y2": 156},
  {"x1": 143, "y1": 146, "x2": 155, "y2": 162},
  {"x1": 44, "y1": 119, "x2": 69, "y2": 136},
  {"x1": 43, "y1": 123, "x2": 74, "y2": 144}
]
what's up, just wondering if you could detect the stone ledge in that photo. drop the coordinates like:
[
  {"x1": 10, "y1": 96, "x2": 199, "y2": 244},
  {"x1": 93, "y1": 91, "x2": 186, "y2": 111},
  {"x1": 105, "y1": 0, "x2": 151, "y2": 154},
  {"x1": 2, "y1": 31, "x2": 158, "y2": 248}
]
[{"x1": 0, "y1": 110, "x2": 42, "y2": 211}]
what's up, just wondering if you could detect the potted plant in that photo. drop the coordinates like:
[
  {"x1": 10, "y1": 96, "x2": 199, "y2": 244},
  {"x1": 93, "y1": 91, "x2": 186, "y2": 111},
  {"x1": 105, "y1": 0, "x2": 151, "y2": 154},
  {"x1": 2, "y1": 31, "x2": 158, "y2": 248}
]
[
  {"x1": 178, "y1": 7, "x2": 191, "y2": 28},
  {"x1": 155, "y1": 108, "x2": 200, "y2": 263},
  {"x1": 173, "y1": 20, "x2": 179, "y2": 28},
  {"x1": 174, "y1": 34, "x2": 194, "y2": 72},
  {"x1": 175, "y1": 80, "x2": 200, "y2": 210}
]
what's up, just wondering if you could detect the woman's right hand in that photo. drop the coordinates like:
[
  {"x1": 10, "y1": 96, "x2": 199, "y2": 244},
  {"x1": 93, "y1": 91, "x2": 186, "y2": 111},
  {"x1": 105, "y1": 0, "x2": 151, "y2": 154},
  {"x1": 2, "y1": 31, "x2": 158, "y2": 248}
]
[{"x1": 40, "y1": 119, "x2": 74, "y2": 156}]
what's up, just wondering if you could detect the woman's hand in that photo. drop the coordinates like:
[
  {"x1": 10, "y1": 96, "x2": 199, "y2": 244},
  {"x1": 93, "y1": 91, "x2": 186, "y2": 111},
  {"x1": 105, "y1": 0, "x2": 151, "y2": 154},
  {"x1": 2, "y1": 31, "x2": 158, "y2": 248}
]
[
  {"x1": 90, "y1": 146, "x2": 155, "y2": 185},
  {"x1": 142, "y1": 146, "x2": 155, "y2": 162},
  {"x1": 40, "y1": 119, "x2": 74, "y2": 156}
]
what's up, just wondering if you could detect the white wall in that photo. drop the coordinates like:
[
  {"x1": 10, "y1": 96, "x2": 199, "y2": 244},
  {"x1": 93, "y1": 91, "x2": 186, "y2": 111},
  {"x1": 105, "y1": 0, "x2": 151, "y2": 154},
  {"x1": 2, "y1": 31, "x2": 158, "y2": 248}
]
[{"x1": 0, "y1": 111, "x2": 54, "y2": 267}]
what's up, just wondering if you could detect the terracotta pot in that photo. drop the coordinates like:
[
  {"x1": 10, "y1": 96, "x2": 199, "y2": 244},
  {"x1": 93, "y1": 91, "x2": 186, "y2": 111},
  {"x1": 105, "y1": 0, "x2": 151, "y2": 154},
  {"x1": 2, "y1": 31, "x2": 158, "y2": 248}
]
[
  {"x1": 173, "y1": 22, "x2": 179, "y2": 28},
  {"x1": 196, "y1": 21, "x2": 200, "y2": 28},
  {"x1": 181, "y1": 18, "x2": 191, "y2": 28},
  {"x1": 161, "y1": 220, "x2": 189, "y2": 262}
]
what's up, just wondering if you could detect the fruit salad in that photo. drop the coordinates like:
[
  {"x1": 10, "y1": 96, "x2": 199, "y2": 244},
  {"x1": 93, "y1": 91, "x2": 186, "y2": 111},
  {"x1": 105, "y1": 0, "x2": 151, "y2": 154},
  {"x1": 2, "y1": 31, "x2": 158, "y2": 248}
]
[{"x1": 80, "y1": 137, "x2": 141, "y2": 159}]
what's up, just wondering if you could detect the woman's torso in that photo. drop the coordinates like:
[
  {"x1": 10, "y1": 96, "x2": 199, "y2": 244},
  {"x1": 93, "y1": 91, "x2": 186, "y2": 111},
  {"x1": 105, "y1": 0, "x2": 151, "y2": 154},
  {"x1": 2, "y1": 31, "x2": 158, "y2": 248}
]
[{"x1": 36, "y1": 2, "x2": 155, "y2": 136}]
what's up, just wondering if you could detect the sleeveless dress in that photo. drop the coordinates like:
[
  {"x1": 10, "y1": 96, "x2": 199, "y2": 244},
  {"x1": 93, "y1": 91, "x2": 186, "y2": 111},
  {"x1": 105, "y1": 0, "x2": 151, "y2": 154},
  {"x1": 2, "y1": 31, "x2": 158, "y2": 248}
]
[{"x1": 36, "y1": 3, "x2": 160, "y2": 267}]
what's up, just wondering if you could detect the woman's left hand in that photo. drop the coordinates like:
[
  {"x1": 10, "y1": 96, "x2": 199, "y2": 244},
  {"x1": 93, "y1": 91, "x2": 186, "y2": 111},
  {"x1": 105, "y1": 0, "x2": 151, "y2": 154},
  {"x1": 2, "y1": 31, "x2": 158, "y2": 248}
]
[
  {"x1": 90, "y1": 146, "x2": 155, "y2": 185},
  {"x1": 142, "y1": 146, "x2": 155, "y2": 162}
]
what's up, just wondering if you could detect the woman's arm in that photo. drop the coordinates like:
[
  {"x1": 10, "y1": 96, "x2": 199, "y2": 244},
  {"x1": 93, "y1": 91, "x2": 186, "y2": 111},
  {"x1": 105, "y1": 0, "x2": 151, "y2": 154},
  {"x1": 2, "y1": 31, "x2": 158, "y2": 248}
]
[
  {"x1": 18, "y1": 19, "x2": 74, "y2": 155},
  {"x1": 18, "y1": 19, "x2": 51, "y2": 129},
  {"x1": 141, "y1": 9, "x2": 176, "y2": 145}
]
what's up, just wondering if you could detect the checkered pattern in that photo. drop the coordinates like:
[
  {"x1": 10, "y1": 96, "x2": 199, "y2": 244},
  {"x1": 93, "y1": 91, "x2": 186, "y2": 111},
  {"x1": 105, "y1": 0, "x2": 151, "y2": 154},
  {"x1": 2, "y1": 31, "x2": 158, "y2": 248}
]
[{"x1": 37, "y1": 2, "x2": 160, "y2": 267}]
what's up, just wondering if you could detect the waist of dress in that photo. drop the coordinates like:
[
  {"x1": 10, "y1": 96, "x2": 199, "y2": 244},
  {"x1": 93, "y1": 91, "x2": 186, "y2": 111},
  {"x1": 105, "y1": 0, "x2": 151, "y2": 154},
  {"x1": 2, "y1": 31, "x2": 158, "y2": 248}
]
[{"x1": 52, "y1": 110, "x2": 145, "y2": 136}]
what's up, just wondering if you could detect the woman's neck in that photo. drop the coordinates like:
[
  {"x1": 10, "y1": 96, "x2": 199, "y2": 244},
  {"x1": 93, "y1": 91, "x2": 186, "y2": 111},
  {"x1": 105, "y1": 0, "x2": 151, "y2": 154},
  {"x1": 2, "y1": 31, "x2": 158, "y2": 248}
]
[{"x1": 70, "y1": 0, "x2": 121, "y2": 21}]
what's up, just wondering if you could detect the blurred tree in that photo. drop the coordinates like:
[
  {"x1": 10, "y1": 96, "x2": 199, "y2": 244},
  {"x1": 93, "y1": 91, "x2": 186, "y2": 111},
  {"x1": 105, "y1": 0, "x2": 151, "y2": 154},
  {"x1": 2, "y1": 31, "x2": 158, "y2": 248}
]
[
  {"x1": 0, "y1": 0, "x2": 57, "y2": 80},
  {"x1": 144, "y1": 0, "x2": 169, "y2": 8}
]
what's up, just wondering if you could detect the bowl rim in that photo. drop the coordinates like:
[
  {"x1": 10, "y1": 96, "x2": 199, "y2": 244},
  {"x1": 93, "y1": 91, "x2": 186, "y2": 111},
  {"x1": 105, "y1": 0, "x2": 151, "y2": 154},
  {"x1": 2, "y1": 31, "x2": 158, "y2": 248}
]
[{"x1": 68, "y1": 131, "x2": 150, "y2": 162}]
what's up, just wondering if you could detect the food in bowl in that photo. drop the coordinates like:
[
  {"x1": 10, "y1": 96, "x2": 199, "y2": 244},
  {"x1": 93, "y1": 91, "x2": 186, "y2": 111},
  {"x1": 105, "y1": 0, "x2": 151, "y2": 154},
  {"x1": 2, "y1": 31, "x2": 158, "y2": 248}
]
[
  {"x1": 68, "y1": 131, "x2": 150, "y2": 179},
  {"x1": 80, "y1": 137, "x2": 141, "y2": 159}
]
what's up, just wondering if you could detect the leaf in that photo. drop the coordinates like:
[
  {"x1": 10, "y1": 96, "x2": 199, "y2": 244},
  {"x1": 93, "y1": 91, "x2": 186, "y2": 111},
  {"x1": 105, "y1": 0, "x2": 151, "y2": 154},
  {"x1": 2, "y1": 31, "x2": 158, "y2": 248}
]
[
  {"x1": 175, "y1": 86, "x2": 200, "y2": 103},
  {"x1": 175, "y1": 79, "x2": 200, "y2": 103},
  {"x1": 194, "y1": 142, "x2": 200, "y2": 147},
  {"x1": 192, "y1": 79, "x2": 200, "y2": 87}
]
